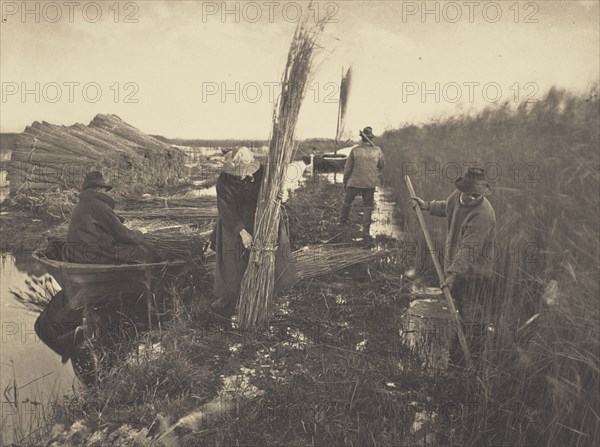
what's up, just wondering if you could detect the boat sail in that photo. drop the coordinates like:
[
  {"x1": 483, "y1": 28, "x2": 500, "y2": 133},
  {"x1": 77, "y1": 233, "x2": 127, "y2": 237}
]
[
  {"x1": 334, "y1": 66, "x2": 352, "y2": 154},
  {"x1": 314, "y1": 67, "x2": 354, "y2": 171}
]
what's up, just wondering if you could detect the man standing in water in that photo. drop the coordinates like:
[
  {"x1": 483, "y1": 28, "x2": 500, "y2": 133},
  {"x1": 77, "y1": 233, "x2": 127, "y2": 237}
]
[{"x1": 340, "y1": 126, "x2": 385, "y2": 240}]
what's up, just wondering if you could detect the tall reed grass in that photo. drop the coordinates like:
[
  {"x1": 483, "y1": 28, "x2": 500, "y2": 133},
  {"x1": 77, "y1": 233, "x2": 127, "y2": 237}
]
[{"x1": 381, "y1": 86, "x2": 599, "y2": 446}]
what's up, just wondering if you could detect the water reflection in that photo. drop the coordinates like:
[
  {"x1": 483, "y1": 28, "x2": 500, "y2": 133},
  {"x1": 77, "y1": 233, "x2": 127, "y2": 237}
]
[
  {"x1": 0, "y1": 168, "x2": 8, "y2": 203},
  {"x1": 371, "y1": 188, "x2": 402, "y2": 239},
  {"x1": 0, "y1": 254, "x2": 75, "y2": 434}
]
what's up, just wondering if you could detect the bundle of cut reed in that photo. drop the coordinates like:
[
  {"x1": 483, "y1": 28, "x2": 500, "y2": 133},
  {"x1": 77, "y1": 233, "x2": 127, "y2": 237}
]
[
  {"x1": 204, "y1": 245, "x2": 391, "y2": 281},
  {"x1": 237, "y1": 16, "x2": 326, "y2": 330},
  {"x1": 127, "y1": 218, "x2": 214, "y2": 235},
  {"x1": 119, "y1": 206, "x2": 217, "y2": 220},
  {"x1": 143, "y1": 232, "x2": 207, "y2": 261},
  {"x1": 293, "y1": 245, "x2": 390, "y2": 279}
]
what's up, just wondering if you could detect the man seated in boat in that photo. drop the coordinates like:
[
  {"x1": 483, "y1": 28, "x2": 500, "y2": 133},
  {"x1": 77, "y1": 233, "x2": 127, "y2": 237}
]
[{"x1": 63, "y1": 171, "x2": 160, "y2": 264}]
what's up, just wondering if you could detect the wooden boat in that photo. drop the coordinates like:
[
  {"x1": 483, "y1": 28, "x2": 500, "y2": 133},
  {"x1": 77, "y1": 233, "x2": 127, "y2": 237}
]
[
  {"x1": 33, "y1": 238, "x2": 189, "y2": 311},
  {"x1": 306, "y1": 146, "x2": 355, "y2": 172}
]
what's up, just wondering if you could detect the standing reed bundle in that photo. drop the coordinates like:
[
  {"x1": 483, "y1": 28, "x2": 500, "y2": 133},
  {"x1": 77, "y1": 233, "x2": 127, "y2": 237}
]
[{"x1": 237, "y1": 17, "x2": 325, "y2": 330}]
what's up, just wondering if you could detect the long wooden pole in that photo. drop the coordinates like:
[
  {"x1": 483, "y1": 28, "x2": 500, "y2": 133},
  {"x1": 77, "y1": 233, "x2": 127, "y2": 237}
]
[{"x1": 404, "y1": 175, "x2": 473, "y2": 369}]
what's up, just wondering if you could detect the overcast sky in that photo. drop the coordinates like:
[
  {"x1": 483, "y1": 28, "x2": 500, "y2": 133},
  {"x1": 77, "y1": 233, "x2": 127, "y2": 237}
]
[{"x1": 1, "y1": 0, "x2": 598, "y2": 139}]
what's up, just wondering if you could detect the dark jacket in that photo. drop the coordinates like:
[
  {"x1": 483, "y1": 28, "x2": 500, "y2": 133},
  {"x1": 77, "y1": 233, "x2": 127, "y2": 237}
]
[
  {"x1": 430, "y1": 189, "x2": 496, "y2": 279},
  {"x1": 63, "y1": 190, "x2": 159, "y2": 264},
  {"x1": 212, "y1": 166, "x2": 298, "y2": 304}
]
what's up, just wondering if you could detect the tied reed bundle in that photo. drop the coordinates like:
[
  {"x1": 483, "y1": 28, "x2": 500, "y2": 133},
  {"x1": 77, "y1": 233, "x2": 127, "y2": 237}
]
[
  {"x1": 144, "y1": 233, "x2": 206, "y2": 261},
  {"x1": 237, "y1": 17, "x2": 325, "y2": 330},
  {"x1": 293, "y1": 245, "x2": 390, "y2": 280},
  {"x1": 205, "y1": 245, "x2": 390, "y2": 280},
  {"x1": 119, "y1": 205, "x2": 217, "y2": 220}
]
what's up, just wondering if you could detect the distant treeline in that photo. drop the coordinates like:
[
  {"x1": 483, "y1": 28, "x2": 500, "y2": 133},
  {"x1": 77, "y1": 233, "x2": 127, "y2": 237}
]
[{"x1": 152, "y1": 135, "x2": 349, "y2": 158}]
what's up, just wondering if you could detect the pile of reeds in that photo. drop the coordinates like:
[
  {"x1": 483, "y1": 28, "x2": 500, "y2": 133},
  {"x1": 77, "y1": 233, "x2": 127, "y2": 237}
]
[
  {"x1": 143, "y1": 233, "x2": 204, "y2": 261},
  {"x1": 293, "y1": 244, "x2": 390, "y2": 279},
  {"x1": 7, "y1": 114, "x2": 188, "y2": 193},
  {"x1": 119, "y1": 205, "x2": 217, "y2": 220},
  {"x1": 237, "y1": 15, "x2": 326, "y2": 330},
  {"x1": 204, "y1": 244, "x2": 390, "y2": 280}
]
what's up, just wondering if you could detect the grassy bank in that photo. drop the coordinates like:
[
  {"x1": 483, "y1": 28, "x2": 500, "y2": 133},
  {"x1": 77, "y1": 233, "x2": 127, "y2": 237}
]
[
  {"x1": 379, "y1": 86, "x2": 600, "y2": 446},
  {"x1": 26, "y1": 179, "x2": 446, "y2": 447}
]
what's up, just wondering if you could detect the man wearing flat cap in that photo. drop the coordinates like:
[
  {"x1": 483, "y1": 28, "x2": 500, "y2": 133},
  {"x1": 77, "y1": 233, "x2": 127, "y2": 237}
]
[
  {"x1": 340, "y1": 126, "x2": 386, "y2": 240},
  {"x1": 411, "y1": 167, "x2": 497, "y2": 335},
  {"x1": 63, "y1": 171, "x2": 159, "y2": 264}
]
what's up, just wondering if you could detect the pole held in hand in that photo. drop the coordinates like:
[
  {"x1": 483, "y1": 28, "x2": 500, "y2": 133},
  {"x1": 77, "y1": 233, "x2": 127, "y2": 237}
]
[{"x1": 404, "y1": 175, "x2": 473, "y2": 369}]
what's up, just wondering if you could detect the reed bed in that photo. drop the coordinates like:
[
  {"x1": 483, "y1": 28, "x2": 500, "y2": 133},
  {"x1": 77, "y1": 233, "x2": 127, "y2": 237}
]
[
  {"x1": 237, "y1": 14, "x2": 326, "y2": 330},
  {"x1": 380, "y1": 86, "x2": 600, "y2": 446}
]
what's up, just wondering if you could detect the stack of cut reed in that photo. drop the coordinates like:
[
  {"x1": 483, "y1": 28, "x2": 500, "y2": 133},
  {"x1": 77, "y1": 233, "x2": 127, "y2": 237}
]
[
  {"x1": 204, "y1": 245, "x2": 391, "y2": 281},
  {"x1": 119, "y1": 205, "x2": 217, "y2": 220},
  {"x1": 237, "y1": 17, "x2": 326, "y2": 330},
  {"x1": 293, "y1": 245, "x2": 391, "y2": 279},
  {"x1": 143, "y1": 232, "x2": 206, "y2": 261}
]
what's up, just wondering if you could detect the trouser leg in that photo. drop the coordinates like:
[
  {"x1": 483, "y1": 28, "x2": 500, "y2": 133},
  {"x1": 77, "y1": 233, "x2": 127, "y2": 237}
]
[
  {"x1": 361, "y1": 188, "x2": 375, "y2": 234},
  {"x1": 451, "y1": 277, "x2": 493, "y2": 363},
  {"x1": 340, "y1": 187, "x2": 359, "y2": 223}
]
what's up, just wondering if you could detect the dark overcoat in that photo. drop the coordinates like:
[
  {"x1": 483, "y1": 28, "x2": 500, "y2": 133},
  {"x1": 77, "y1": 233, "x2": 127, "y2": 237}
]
[
  {"x1": 63, "y1": 190, "x2": 159, "y2": 264},
  {"x1": 212, "y1": 166, "x2": 298, "y2": 305}
]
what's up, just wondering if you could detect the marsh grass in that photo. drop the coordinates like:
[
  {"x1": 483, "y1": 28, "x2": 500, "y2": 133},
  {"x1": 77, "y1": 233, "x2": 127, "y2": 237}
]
[
  {"x1": 381, "y1": 86, "x2": 600, "y2": 446},
  {"x1": 0, "y1": 363, "x2": 64, "y2": 447}
]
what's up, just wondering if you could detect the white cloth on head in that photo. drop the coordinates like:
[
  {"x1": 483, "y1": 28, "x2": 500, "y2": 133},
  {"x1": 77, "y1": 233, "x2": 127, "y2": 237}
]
[{"x1": 231, "y1": 147, "x2": 255, "y2": 165}]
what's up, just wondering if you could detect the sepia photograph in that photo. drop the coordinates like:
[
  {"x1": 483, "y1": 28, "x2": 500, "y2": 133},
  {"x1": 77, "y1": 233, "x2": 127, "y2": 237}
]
[{"x1": 1, "y1": 1, "x2": 599, "y2": 446}]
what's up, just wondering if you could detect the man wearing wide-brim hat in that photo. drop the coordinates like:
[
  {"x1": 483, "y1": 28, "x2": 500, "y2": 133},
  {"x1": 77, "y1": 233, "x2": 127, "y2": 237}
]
[
  {"x1": 64, "y1": 171, "x2": 160, "y2": 265},
  {"x1": 411, "y1": 167, "x2": 497, "y2": 352},
  {"x1": 340, "y1": 126, "x2": 386, "y2": 240}
]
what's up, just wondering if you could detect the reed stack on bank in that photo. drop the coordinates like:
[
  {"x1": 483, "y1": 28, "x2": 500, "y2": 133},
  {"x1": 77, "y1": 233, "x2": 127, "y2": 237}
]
[{"x1": 4, "y1": 114, "x2": 188, "y2": 196}]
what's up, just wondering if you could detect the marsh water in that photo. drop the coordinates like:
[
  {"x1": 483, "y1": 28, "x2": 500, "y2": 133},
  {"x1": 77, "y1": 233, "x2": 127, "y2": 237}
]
[{"x1": 0, "y1": 253, "x2": 76, "y2": 443}]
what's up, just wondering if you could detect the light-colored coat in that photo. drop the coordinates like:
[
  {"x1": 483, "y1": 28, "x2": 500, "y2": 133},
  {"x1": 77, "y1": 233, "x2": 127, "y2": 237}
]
[
  {"x1": 343, "y1": 144, "x2": 385, "y2": 188},
  {"x1": 430, "y1": 189, "x2": 496, "y2": 279}
]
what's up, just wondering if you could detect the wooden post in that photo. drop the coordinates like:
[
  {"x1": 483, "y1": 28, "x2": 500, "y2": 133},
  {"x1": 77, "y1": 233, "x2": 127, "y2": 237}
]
[{"x1": 404, "y1": 175, "x2": 473, "y2": 369}]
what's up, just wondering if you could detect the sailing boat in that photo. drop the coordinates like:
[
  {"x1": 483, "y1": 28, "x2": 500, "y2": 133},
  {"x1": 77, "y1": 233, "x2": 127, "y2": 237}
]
[{"x1": 313, "y1": 67, "x2": 355, "y2": 171}]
